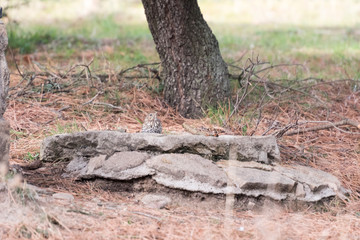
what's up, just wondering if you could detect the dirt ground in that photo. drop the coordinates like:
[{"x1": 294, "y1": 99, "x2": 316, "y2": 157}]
[
  {"x1": 1, "y1": 167, "x2": 360, "y2": 240},
  {"x1": 1, "y1": 50, "x2": 360, "y2": 239},
  {"x1": 1, "y1": 163, "x2": 360, "y2": 240}
]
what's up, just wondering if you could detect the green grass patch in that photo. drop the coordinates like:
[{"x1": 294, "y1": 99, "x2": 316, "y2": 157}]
[
  {"x1": 49, "y1": 120, "x2": 83, "y2": 135},
  {"x1": 8, "y1": 14, "x2": 156, "y2": 68},
  {"x1": 7, "y1": 8, "x2": 360, "y2": 81},
  {"x1": 8, "y1": 24, "x2": 60, "y2": 54},
  {"x1": 23, "y1": 152, "x2": 40, "y2": 162},
  {"x1": 214, "y1": 24, "x2": 360, "y2": 79}
]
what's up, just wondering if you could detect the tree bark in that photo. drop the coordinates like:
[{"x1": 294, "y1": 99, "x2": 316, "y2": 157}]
[
  {"x1": 0, "y1": 16, "x2": 9, "y2": 172},
  {"x1": 141, "y1": 0, "x2": 230, "y2": 118},
  {"x1": 0, "y1": 18, "x2": 9, "y2": 119}
]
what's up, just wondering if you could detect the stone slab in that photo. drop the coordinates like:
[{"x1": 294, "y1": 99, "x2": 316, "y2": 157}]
[
  {"x1": 273, "y1": 164, "x2": 350, "y2": 201},
  {"x1": 140, "y1": 194, "x2": 171, "y2": 209},
  {"x1": 40, "y1": 131, "x2": 280, "y2": 163},
  {"x1": 219, "y1": 160, "x2": 296, "y2": 200},
  {"x1": 146, "y1": 153, "x2": 228, "y2": 193},
  {"x1": 217, "y1": 160, "x2": 349, "y2": 202},
  {"x1": 64, "y1": 151, "x2": 155, "y2": 180},
  {"x1": 42, "y1": 131, "x2": 349, "y2": 203}
]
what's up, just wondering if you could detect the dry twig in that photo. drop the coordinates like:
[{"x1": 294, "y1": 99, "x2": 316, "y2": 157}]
[{"x1": 283, "y1": 119, "x2": 360, "y2": 136}]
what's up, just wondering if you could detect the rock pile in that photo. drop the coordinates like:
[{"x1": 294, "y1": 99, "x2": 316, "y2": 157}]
[{"x1": 40, "y1": 131, "x2": 349, "y2": 208}]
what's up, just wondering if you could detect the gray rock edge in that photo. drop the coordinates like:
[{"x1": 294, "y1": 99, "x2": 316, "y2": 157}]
[
  {"x1": 40, "y1": 131, "x2": 280, "y2": 164},
  {"x1": 63, "y1": 153, "x2": 349, "y2": 203},
  {"x1": 40, "y1": 132, "x2": 349, "y2": 203}
]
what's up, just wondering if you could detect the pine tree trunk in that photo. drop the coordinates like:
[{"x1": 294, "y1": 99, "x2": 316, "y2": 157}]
[
  {"x1": 0, "y1": 19, "x2": 9, "y2": 119},
  {"x1": 141, "y1": 0, "x2": 230, "y2": 118},
  {"x1": 0, "y1": 16, "x2": 10, "y2": 171}
]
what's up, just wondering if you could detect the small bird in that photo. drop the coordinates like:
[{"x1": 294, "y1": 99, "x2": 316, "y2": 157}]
[{"x1": 141, "y1": 112, "x2": 162, "y2": 134}]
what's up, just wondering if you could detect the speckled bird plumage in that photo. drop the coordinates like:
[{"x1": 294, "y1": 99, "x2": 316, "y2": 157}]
[{"x1": 141, "y1": 112, "x2": 162, "y2": 133}]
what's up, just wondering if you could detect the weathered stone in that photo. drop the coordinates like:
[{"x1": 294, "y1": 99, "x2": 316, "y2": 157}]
[
  {"x1": 295, "y1": 183, "x2": 306, "y2": 198},
  {"x1": 0, "y1": 19, "x2": 9, "y2": 118},
  {"x1": 218, "y1": 160, "x2": 296, "y2": 200},
  {"x1": 64, "y1": 151, "x2": 155, "y2": 180},
  {"x1": 41, "y1": 131, "x2": 349, "y2": 204},
  {"x1": 52, "y1": 192, "x2": 74, "y2": 202},
  {"x1": 62, "y1": 151, "x2": 348, "y2": 202},
  {"x1": 140, "y1": 194, "x2": 171, "y2": 209},
  {"x1": 0, "y1": 120, "x2": 10, "y2": 171},
  {"x1": 147, "y1": 153, "x2": 228, "y2": 193},
  {"x1": 217, "y1": 160, "x2": 349, "y2": 202},
  {"x1": 40, "y1": 131, "x2": 280, "y2": 163},
  {"x1": 63, "y1": 156, "x2": 88, "y2": 177},
  {"x1": 273, "y1": 165, "x2": 350, "y2": 201},
  {"x1": 220, "y1": 135, "x2": 279, "y2": 164}
]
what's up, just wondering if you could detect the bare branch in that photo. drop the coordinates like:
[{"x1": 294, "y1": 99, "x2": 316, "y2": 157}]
[
  {"x1": 254, "y1": 63, "x2": 306, "y2": 75},
  {"x1": 283, "y1": 119, "x2": 360, "y2": 136},
  {"x1": 82, "y1": 91, "x2": 102, "y2": 106},
  {"x1": 92, "y1": 102, "x2": 124, "y2": 111},
  {"x1": 118, "y1": 62, "x2": 161, "y2": 78}
]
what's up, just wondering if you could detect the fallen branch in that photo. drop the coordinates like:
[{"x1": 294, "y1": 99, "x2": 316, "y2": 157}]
[
  {"x1": 82, "y1": 91, "x2": 102, "y2": 106},
  {"x1": 283, "y1": 119, "x2": 360, "y2": 136},
  {"x1": 67, "y1": 209, "x2": 93, "y2": 216},
  {"x1": 92, "y1": 102, "x2": 124, "y2": 111},
  {"x1": 44, "y1": 106, "x2": 71, "y2": 125},
  {"x1": 130, "y1": 211, "x2": 162, "y2": 221},
  {"x1": 254, "y1": 63, "x2": 306, "y2": 75},
  {"x1": 118, "y1": 62, "x2": 161, "y2": 81}
]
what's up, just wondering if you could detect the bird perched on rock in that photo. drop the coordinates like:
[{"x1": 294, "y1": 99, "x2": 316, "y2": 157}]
[{"x1": 141, "y1": 112, "x2": 162, "y2": 133}]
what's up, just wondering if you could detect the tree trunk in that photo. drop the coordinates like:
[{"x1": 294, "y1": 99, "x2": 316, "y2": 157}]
[
  {"x1": 0, "y1": 18, "x2": 9, "y2": 119},
  {"x1": 141, "y1": 0, "x2": 230, "y2": 118},
  {"x1": 0, "y1": 15, "x2": 10, "y2": 171}
]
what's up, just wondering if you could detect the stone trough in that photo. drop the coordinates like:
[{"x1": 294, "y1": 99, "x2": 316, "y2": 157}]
[{"x1": 40, "y1": 131, "x2": 349, "y2": 209}]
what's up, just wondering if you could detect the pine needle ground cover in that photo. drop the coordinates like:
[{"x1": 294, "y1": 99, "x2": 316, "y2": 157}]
[{"x1": 2, "y1": 0, "x2": 360, "y2": 239}]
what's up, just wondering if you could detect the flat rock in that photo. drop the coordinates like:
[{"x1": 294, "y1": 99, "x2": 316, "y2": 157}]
[
  {"x1": 273, "y1": 164, "x2": 350, "y2": 201},
  {"x1": 147, "y1": 153, "x2": 228, "y2": 193},
  {"x1": 40, "y1": 131, "x2": 280, "y2": 164},
  {"x1": 217, "y1": 160, "x2": 349, "y2": 202},
  {"x1": 41, "y1": 131, "x2": 349, "y2": 204},
  {"x1": 52, "y1": 192, "x2": 74, "y2": 202},
  {"x1": 218, "y1": 160, "x2": 296, "y2": 200},
  {"x1": 140, "y1": 194, "x2": 171, "y2": 209},
  {"x1": 64, "y1": 151, "x2": 155, "y2": 180}
]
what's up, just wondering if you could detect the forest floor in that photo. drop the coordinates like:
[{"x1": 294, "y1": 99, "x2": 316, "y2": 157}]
[{"x1": 1, "y1": 0, "x2": 360, "y2": 239}]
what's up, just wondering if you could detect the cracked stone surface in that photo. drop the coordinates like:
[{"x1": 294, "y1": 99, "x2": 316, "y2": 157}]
[
  {"x1": 40, "y1": 131, "x2": 280, "y2": 164},
  {"x1": 147, "y1": 153, "x2": 227, "y2": 193},
  {"x1": 219, "y1": 160, "x2": 296, "y2": 200},
  {"x1": 41, "y1": 131, "x2": 349, "y2": 203},
  {"x1": 64, "y1": 152, "x2": 155, "y2": 180}
]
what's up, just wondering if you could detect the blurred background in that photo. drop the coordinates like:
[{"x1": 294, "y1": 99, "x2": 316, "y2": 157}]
[{"x1": 4, "y1": 0, "x2": 360, "y2": 78}]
